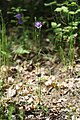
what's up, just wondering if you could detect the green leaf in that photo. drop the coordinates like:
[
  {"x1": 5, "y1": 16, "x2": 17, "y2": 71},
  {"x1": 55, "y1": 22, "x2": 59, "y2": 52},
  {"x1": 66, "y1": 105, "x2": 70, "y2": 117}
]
[
  {"x1": 69, "y1": 11, "x2": 75, "y2": 15},
  {"x1": 51, "y1": 22, "x2": 57, "y2": 28},
  {"x1": 57, "y1": 24, "x2": 61, "y2": 27},
  {"x1": 11, "y1": 7, "x2": 15, "y2": 10},
  {"x1": 16, "y1": 8, "x2": 20, "y2": 12},
  {"x1": 69, "y1": 22, "x2": 78, "y2": 27},
  {"x1": 54, "y1": 28, "x2": 62, "y2": 32},
  {"x1": 55, "y1": 7, "x2": 62, "y2": 12},
  {"x1": 44, "y1": 1, "x2": 56, "y2": 6},
  {"x1": 1, "y1": 51, "x2": 11, "y2": 58},
  {"x1": 15, "y1": 46, "x2": 30, "y2": 54},
  {"x1": 55, "y1": 6, "x2": 69, "y2": 13},
  {"x1": 71, "y1": 2, "x2": 77, "y2": 6},
  {"x1": 61, "y1": 6, "x2": 69, "y2": 13},
  {"x1": 76, "y1": 9, "x2": 80, "y2": 14}
]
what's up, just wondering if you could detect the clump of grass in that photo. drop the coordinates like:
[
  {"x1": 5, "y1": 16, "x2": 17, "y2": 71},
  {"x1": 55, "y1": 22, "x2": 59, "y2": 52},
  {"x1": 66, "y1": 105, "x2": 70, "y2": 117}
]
[
  {"x1": 8, "y1": 104, "x2": 15, "y2": 120},
  {"x1": 0, "y1": 11, "x2": 11, "y2": 66},
  {"x1": 59, "y1": 46, "x2": 66, "y2": 65}
]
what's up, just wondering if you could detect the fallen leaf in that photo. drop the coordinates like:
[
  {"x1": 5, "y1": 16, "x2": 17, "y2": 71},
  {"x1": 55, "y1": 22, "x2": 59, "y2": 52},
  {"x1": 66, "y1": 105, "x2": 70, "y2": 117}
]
[{"x1": 7, "y1": 87, "x2": 16, "y2": 98}]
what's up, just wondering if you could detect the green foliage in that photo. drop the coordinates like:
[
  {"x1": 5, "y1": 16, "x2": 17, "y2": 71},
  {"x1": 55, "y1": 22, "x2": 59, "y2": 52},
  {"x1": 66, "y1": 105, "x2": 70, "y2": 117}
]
[
  {"x1": 0, "y1": 103, "x2": 24, "y2": 120},
  {"x1": 55, "y1": 6, "x2": 69, "y2": 13},
  {"x1": 19, "y1": 109, "x2": 24, "y2": 120},
  {"x1": 15, "y1": 46, "x2": 30, "y2": 54},
  {"x1": 0, "y1": 104, "x2": 7, "y2": 120},
  {"x1": 45, "y1": 0, "x2": 80, "y2": 65},
  {"x1": 8, "y1": 104, "x2": 15, "y2": 120}
]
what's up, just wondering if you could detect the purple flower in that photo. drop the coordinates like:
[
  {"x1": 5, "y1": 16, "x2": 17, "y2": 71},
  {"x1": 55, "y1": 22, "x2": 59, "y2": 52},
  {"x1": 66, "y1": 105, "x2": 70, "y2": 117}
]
[
  {"x1": 15, "y1": 13, "x2": 22, "y2": 19},
  {"x1": 35, "y1": 22, "x2": 42, "y2": 29},
  {"x1": 18, "y1": 19, "x2": 23, "y2": 24}
]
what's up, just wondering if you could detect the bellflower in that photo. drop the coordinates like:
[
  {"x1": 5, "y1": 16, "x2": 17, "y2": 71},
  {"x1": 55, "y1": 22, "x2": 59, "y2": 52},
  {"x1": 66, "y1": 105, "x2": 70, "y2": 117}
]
[
  {"x1": 35, "y1": 22, "x2": 42, "y2": 29},
  {"x1": 18, "y1": 19, "x2": 23, "y2": 24},
  {"x1": 15, "y1": 13, "x2": 22, "y2": 19}
]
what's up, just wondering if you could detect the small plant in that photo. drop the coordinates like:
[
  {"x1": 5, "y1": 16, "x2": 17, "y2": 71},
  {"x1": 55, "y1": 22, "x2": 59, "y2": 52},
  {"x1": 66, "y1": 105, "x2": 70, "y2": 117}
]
[
  {"x1": 45, "y1": 1, "x2": 79, "y2": 65},
  {"x1": 35, "y1": 20, "x2": 42, "y2": 104},
  {"x1": 8, "y1": 104, "x2": 15, "y2": 120}
]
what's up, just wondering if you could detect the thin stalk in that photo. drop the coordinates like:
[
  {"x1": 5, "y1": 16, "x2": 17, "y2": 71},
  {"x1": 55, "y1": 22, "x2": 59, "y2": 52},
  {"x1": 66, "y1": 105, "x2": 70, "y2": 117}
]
[{"x1": 36, "y1": 28, "x2": 42, "y2": 104}]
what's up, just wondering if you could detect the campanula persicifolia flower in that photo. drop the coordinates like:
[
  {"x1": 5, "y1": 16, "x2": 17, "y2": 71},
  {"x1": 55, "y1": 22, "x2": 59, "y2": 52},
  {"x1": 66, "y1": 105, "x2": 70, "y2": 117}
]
[
  {"x1": 18, "y1": 19, "x2": 23, "y2": 24},
  {"x1": 15, "y1": 13, "x2": 22, "y2": 19},
  {"x1": 35, "y1": 22, "x2": 42, "y2": 29}
]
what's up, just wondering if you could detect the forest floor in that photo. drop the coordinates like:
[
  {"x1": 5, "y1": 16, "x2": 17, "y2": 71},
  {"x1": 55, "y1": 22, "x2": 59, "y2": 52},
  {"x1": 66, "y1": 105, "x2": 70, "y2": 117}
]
[{"x1": 0, "y1": 51, "x2": 80, "y2": 120}]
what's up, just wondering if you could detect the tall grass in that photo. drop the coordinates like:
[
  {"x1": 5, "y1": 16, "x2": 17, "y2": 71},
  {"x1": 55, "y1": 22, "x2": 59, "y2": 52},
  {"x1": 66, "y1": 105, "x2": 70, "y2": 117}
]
[{"x1": 0, "y1": 12, "x2": 11, "y2": 66}]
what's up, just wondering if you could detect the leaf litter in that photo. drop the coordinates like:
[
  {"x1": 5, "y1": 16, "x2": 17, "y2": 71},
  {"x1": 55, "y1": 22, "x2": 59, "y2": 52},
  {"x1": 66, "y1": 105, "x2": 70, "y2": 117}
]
[{"x1": 0, "y1": 53, "x2": 80, "y2": 120}]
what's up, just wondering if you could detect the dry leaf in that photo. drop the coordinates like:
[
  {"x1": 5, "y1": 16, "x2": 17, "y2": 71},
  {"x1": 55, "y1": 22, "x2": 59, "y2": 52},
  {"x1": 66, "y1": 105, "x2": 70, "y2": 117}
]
[
  {"x1": 45, "y1": 76, "x2": 55, "y2": 86},
  {"x1": 8, "y1": 76, "x2": 14, "y2": 83},
  {"x1": 7, "y1": 87, "x2": 16, "y2": 98}
]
